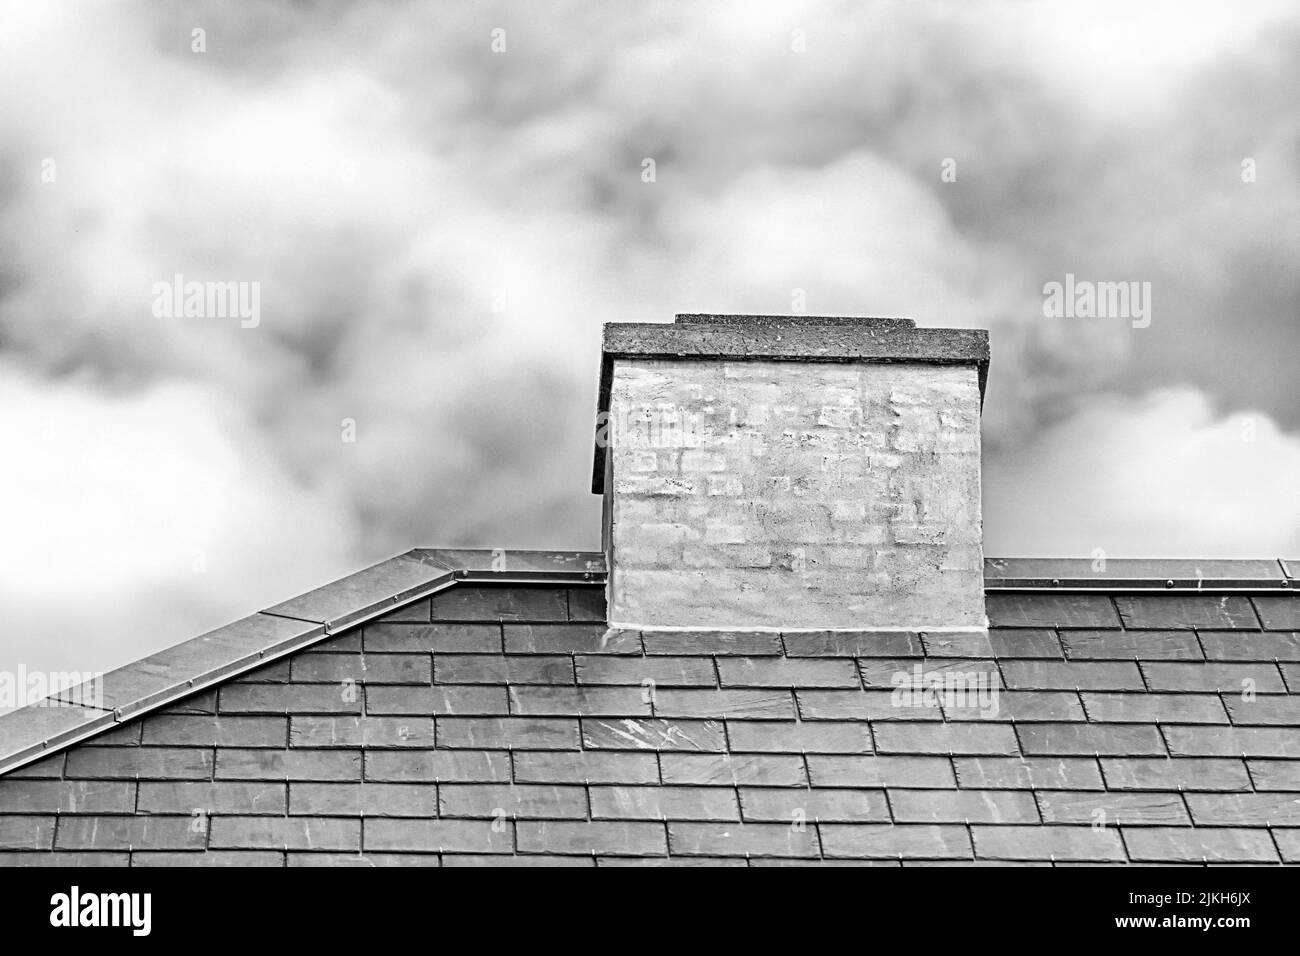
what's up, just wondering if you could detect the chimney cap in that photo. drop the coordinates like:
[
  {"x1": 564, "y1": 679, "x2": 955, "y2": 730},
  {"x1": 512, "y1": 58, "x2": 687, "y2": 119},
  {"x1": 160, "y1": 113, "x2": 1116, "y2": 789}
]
[
  {"x1": 674, "y1": 313, "x2": 917, "y2": 329},
  {"x1": 591, "y1": 315, "x2": 990, "y2": 492}
]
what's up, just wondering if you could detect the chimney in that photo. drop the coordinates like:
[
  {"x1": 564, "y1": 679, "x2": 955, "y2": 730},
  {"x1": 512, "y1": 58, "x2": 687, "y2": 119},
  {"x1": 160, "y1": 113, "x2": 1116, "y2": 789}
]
[{"x1": 593, "y1": 314, "x2": 990, "y2": 634}]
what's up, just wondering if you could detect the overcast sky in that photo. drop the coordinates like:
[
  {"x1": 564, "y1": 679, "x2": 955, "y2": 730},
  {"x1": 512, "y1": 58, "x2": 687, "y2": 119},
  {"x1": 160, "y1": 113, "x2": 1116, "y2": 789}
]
[{"x1": 2, "y1": 0, "x2": 1297, "y2": 680}]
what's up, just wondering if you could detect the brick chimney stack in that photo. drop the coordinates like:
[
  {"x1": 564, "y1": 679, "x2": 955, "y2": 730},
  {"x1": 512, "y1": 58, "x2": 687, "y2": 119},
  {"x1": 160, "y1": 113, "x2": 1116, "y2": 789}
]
[{"x1": 592, "y1": 314, "x2": 990, "y2": 633}]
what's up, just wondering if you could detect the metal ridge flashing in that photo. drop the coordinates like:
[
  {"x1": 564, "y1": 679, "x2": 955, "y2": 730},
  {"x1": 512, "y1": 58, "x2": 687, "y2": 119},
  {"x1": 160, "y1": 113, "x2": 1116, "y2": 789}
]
[
  {"x1": 0, "y1": 549, "x2": 609, "y2": 777},
  {"x1": 983, "y1": 557, "x2": 1295, "y2": 592}
]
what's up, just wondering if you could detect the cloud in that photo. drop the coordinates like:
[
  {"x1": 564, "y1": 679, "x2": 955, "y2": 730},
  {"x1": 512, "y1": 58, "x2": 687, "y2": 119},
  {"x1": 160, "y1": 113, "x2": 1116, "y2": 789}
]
[
  {"x1": 985, "y1": 388, "x2": 1300, "y2": 557},
  {"x1": 0, "y1": 363, "x2": 357, "y2": 675}
]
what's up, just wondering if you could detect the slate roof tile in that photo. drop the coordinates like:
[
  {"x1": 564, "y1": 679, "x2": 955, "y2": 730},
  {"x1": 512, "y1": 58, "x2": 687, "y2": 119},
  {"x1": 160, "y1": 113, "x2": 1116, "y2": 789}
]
[
  {"x1": 437, "y1": 784, "x2": 588, "y2": 819},
  {"x1": 1269, "y1": 828, "x2": 1300, "y2": 863},
  {"x1": 1140, "y1": 662, "x2": 1286, "y2": 694},
  {"x1": 1001, "y1": 660, "x2": 1144, "y2": 691},
  {"x1": 738, "y1": 787, "x2": 890, "y2": 823},
  {"x1": 1115, "y1": 595, "x2": 1259, "y2": 630},
  {"x1": 952, "y1": 756, "x2": 1104, "y2": 791},
  {"x1": 717, "y1": 658, "x2": 860, "y2": 689},
  {"x1": 1099, "y1": 757, "x2": 1251, "y2": 792},
  {"x1": 808, "y1": 755, "x2": 956, "y2": 789},
  {"x1": 589, "y1": 785, "x2": 740, "y2": 821},
  {"x1": 1184, "y1": 792, "x2": 1300, "y2": 826},
  {"x1": 797, "y1": 689, "x2": 942, "y2": 721},
  {"x1": 821, "y1": 823, "x2": 972, "y2": 860},
  {"x1": 581, "y1": 717, "x2": 725, "y2": 752},
  {"x1": 1121, "y1": 826, "x2": 1278, "y2": 863},
  {"x1": 1199, "y1": 630, "x2": 1300, "y2": 661},
  {"x1": 364, "y1": 818, "x2": 512, "y2": 854},
  {"x1": 985, "y1": 594, "x2": 1121, "y2": 629},
  {"x1": 888, "y1": 788, "x2": 1040, "y2": 824},
  {"x1": 1247, "y1": 760, "x2": 1300, "y2": 791},
  {"x1": 920, "y1": 630, "x2": 995, "y2": 658},
  {"x1": 436, "y1": 654, "x2": 575, "y2": 685},
  {"x1": 1059, "y1": 630, "x2": 1202, "y2": 661},
  {"x1": 872, "y1": 722, "x2": 1019, "y2": 756},
  {"x1": 858, "y1": 657, "x2": 1002, "y2": 689},
  {"x1": 726, "y1": 720, "x2": 872, "y2": 754},
  {"x1": 288, "y1": 782, "x2": 439, "y2": 817},
  {"x1": 1035, "y1": 791, "x2": 1190, "y2": 825},
  {"x1": 1015, "y1": 723, "x2": 1166, "y2": 756},
  {"x1": 1163, "y1": 725, "x2": 1300, "y2": 758},
  {"x1": 782, "y1": 631, "x2": 921, "y2": 658},
  {"x1": 1253, "y1": 597, "x2": 1300, "y2": 631},
  {"x1": 574, "y1": 655, "x2": 716, "y2": 687},
  {"x1": 986, "y1": 628, "x2": 1063, "y2": 658},
  {"x1": 522, "y1": 820, "x2": 667, "y2": 856},
  {"x1": 1221, "y1": 694, "x2": 1300, "y2": 725},
  {"x1": 652, "y1": 689, "x2": 795, "y2": 720},
  {"x1": 365, "y1": 623, "x2": 501, "y2": 655},
  {"x1": 1079, "y1": 692, "x2": 1229, "y2": 724},
  {"x1": 943, "y1": 691, "x2": 1083, "y2": 722},
  {"x1": 667, "y1": 822, "x2": 819, "y2": 858},
  {"x1": 660, "y1": 753, "x2": 806, "y2": 787},
  {"x1": 971, "y1": 824, "x2": 1125, "y2": 862},
  {"x1": 642, "y1": 631, "x2": 781, "y2": 656}
]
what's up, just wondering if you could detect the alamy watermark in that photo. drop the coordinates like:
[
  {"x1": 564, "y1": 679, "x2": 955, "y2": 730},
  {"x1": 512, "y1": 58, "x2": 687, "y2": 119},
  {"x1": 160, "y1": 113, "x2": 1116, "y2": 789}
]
[
  {"x1": 1, "y1": 667, "x2": 103, "y2": 710},
  {"x1": 597, "y1": 403, "x2": 704, "y2": 451},
  {"x1": 151, "y1": 274, "x2": 260, "y2": 328},
  {"x1": 50, "y1": 886, "x2": 151, "y2": 936},
  {"x1": 891, "y1": 663, "x2": 1000, "y2": 718},
  {"x1": 1042, "y1": 272, "x2": 1151, "y2": 328}
]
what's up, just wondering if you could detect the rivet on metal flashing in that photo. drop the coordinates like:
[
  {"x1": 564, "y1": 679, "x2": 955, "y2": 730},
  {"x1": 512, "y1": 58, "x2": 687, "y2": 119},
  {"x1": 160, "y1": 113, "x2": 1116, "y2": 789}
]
[
  {"x1": 1165, "y1": 579, "x2": 1175, "y2": 588},
  {"x1": 1051, "y1": 578, "x2": 1060, "y2": 587},
  {"x1": 1283, "y1": 580, "x2": 1292, "y2": 589}
]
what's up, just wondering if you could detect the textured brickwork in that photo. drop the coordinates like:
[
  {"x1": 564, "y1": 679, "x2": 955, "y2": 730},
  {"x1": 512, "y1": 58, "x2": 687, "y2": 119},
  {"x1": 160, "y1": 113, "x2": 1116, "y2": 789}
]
[
  {"x1": 1, "y1": 584, "x2": 1298, "y2": 866},
  {"x1": 607, "y1": 359, "x2": 985, "y2": 630}
]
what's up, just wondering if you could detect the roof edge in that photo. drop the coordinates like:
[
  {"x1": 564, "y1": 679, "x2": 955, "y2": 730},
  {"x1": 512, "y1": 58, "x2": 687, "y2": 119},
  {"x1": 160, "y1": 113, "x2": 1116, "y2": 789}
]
[{"x1": 0, "y1": 549, "x2": 607, "y2": 777}]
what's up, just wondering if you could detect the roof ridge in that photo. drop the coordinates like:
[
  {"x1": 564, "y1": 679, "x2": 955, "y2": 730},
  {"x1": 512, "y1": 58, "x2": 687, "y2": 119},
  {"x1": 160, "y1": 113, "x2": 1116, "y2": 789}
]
[{"x1": 0, "y1": 551, "x2": 1292, "y2": 777}]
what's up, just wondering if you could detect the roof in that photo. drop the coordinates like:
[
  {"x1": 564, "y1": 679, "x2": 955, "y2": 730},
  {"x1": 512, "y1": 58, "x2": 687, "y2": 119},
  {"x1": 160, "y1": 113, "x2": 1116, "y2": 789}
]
[
  {"x1": 0, "y1": 551, "x2": 604, "y2": 774},
  {"x1": 0, "y1": 554, "x2": 1296, "y2": 865},
  {"x1": 590, "y1": 314, "x2": 991, "y2": 492}
]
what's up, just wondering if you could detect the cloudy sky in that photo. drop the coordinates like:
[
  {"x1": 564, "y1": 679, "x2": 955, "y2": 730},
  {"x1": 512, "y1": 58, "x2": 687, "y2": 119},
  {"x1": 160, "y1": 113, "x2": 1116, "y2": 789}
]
[{"x1": 1, "y1": 0, "x2": 1297, "y2": 680}]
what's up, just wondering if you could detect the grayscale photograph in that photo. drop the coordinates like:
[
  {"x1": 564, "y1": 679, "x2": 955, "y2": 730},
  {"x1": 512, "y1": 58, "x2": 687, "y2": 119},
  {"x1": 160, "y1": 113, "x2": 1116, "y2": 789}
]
[{"x1": 0, "y1": 0, "x2": 1295, "y2": 923}]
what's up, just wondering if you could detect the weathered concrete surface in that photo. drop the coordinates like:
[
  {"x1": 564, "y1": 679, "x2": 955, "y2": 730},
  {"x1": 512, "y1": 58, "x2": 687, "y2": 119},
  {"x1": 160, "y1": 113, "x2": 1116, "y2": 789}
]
[
  {"x1": 591, "y1": 318, "x2": 989, "y2": 492},
  {"x1": 675, "y1": 314, "x2": 918, "y2": 329},
  {"x1": 607, "y1": 358, "x2": 986, "y2": 630}
]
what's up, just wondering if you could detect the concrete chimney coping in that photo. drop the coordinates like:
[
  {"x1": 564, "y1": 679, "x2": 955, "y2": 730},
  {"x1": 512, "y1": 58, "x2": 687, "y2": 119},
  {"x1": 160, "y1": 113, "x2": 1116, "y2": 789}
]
[
  {"x1": 674, "y1": 313, "x2": 918, "y2": 329},
  {"x1": 591, "y1": 315, "x2": 990, "y2": 493}
]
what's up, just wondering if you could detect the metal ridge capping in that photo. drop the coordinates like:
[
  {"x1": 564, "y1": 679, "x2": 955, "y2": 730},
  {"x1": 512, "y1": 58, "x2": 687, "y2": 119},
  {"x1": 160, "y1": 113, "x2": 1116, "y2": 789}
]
[
  {"x1": 0, "y1": 549, "x2": 607, "y2": 776},
  {"x1": 984, "y1": 557, "x2": 1295, "y2": 592}
]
